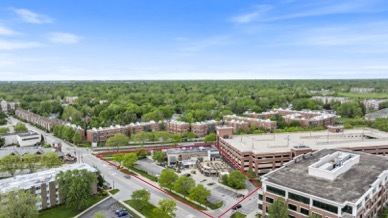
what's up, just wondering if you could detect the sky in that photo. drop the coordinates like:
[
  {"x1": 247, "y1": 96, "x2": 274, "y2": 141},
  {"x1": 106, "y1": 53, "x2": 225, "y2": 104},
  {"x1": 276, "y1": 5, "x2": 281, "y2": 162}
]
[{"x1": 0, "y1": 0, "x2": 388, "y2": 80}]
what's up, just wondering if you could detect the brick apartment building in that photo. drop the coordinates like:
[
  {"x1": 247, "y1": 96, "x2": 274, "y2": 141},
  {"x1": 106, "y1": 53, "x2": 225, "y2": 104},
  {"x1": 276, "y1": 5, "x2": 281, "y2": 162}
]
[
  {"x1": 0, "y1": 100, "x2": 18, "y2": 112},
  {"x1": 0, "y1": 163, "x2": 97, "y2": 210},
  {"x1": 363, "y1": 99, "x2": 388, "y2": 111},
  {"x1": 311, "y1": 96, "x2": 350, "y2": 104},
  {"x1": 86, "y1": 125, "x2": 129, "y2": 145},
  {"x1": 191, "y1": 120, "x2": 221, "y2": 137},
  {"x1": 165, "y1": 120, "x2": 190, "y2": 134},
  {"x1": 244, "y1": 109, "x2": 336, "y2": 129},
  {"x1": 216, "y1": 126, "x2": 388, "y2": 175},
  {"x1": 223, "y1": 115, "x2": 277, "y2": 132},
  {"x1": 16, "y1": 109, "x2": 63, "y2": 132},
  {"x1": 128, "y1": 121, "x2": 163, "y2": 134},
  {"x1": 259, "y1": 149, "x2": 388, "y2": 218}
]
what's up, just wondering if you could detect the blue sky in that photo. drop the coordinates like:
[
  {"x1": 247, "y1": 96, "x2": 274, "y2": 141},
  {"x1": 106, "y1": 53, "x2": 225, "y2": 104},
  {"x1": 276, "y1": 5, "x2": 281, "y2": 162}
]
[{"x1": 0, "y1": 0, "x2": 388, "y2": 80}]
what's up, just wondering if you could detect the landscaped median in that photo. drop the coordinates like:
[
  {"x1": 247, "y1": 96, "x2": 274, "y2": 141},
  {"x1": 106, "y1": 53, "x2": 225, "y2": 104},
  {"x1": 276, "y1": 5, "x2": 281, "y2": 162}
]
[{"x1": 125, "y1": 199, "x2": 168, "y2": 218}]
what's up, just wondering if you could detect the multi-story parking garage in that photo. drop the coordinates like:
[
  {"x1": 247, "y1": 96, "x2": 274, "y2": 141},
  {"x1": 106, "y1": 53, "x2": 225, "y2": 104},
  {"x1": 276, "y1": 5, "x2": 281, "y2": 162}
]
[{"x1": 216, "y1": 126, "x2": 388, "y2": 175}]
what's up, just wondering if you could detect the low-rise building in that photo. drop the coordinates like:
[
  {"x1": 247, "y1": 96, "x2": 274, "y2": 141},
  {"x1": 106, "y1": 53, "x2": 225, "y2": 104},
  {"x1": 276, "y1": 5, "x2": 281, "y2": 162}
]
[
  {"x1": 1, "y1": 130, "x2": 41, "y2": 147},
  {"x1": 0, "y1": 163, "x2": 97, "y2": 210},
  {"x1": 259, "y1": 149, "x2": 388, "y2": 218},
  {"x1": 216, "y1": 126, "x2": 388, "y2": 175},
  {"x1": 86, "y1": 125, "x2": 129, "y2": 146},
  {"x1": 350, "y1": 87, "x2": 376, "y2": 93},
  {"x1": 166, "y1": 120, "x2": 190, "y2": 134},
  {"x1": 191, "y1": 120, "x2": 221, "y2": 137},
  {"x1": 0, "y1": 100, "x2": 18, "y2": 112},
  {"x1": 365, "y1": 108, "x2": 388, "y2": 121},
  {"x1": 311, "y1": 96, "x2": 350, "y2": 104},
  {"x1": 0, "y1": 147, "x2": 63, "y2": 159},
  {"x1": 165, "y1": 145, "x2": 220, "y2": 166},
  {"x1": 223, "y1": 115, "x2": 277, "y2": 132},
  {"x1": 363, "y1": 99, "x2": 388, "y2": 111},
  {"x1": 15, "y1": 109, "x2": 63, "y2": 132}
]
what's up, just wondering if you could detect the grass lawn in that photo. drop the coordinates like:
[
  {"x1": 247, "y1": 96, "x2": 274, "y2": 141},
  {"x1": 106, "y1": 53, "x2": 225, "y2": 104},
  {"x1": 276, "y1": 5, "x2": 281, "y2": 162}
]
[
  {"x1": 39, "y1": 194, "x2": 107, "y2": 218},
  {"x1": 230, "y1": 211, "x2": 246, "y2": 218},
  {"x1": 109, "y1": 188, "x2": 120, "y2": 195},
  {"x1": 338, "y1": 92, "x2": 388, "y2": 99},
  {"x1": 125, "y1": 199, "x2": 171, "y2": 218}
]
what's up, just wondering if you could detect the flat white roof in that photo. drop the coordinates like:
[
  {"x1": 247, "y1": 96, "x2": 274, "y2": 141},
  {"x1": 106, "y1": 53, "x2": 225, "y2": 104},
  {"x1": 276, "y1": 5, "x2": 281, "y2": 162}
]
[
  {"x1": 0, "y1": 163, "x2": 97, "y2": 193},
  {"x1": 221, "y1": 128, "x2": 388, "y2": 154}
]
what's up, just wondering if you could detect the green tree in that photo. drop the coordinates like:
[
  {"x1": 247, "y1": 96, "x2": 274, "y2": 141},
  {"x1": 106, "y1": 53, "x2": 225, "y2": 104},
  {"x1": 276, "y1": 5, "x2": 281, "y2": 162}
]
[
  {"x1": 131, "y1": 189, "x2": 151, "y2": 210},
  {"x1": 227, "y1": 170, "x2": 247, "y2": 189},
  {"x1": 337, "y1": 102, "x2": 363, "y2": 118},
  {"x1": 204, "y1": 133, "x2": 216, "y2": 143},
  {"x1": 55, "y1": 169, "x2": 97, "y2": 211},
  {"x1": 62, "y1": 126, "x2": 75, "y2": 142},
  {"x1": 122, "y1": 153, "x2": 138, "y2": 168},
  {"x1": 40, "y1": 152, "x2": 62, "y2": 168},
  {"x1": 188, "y1": 184, "x2": 210, "y2": 206},
  {"x1": 112, "y1": 153, "x2": 124, "y2": 164},
  {"x1": 73, "y1": 131, "x2": 82, "y2": 145},
  {"x1": 0, "y1": 190, "x2": 39, "y2": 218},
  {"x1": 153, "y1": 199, "x2": 177, "y2": 218},
  {"x1": 93, "y1": 211, "x2": 106, "y2": 218},
  {"x1": 13, "y1": 122, "x2": 28, "y2": 132},
  {"x1": 0, "y1": 127, "x2": 9, "y2": 134},
  {"x1": 268, "y1": 198, "x2": 288, "y2": 218},
  {"x1": 173, "y1": 176, "x2": 195, "y2": 198},
  {"x1": 152, "y1": 150, "x2": 166, "y2": 163},
  {"x1": 158, "y1": 169, "x2": 178, "y2": 191},
  {"x1": 0, "y1": 155, "x2": 22, "y2": 176},
  {"x1": 106, "y1": 133, "x2": 129, "y2": 148},
  {"x1": 23, "y1": 153, "x2": 40, "y2": 173},
  {"x1": 187, "y1": 132, "x2": 196, "y2": 139},
  {"x1": 0, "y1": 137, "x2": 5, "y2": 147}
]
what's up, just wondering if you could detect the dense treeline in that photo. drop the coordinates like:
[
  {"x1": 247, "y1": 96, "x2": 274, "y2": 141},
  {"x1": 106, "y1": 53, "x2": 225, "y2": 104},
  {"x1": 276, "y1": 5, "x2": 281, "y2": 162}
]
[{"x1": 0, "y1": 80, "x2": 387, "y2": 129}]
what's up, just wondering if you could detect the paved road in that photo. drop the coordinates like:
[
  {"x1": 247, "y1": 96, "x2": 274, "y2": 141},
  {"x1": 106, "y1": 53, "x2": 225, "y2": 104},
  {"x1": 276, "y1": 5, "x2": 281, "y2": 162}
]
[
  {"x1": 8, "y1": 116, "x2": 261, "y2": 218},
  {"x1": 8, "y1": 117, "x2": 212, "y2": 218}
]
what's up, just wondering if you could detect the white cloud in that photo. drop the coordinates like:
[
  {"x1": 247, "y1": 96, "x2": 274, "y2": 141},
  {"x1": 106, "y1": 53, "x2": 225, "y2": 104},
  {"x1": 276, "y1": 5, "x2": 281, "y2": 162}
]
[
  {"x1": 12, "y1": 8, "x2": 53, "y2": 24},
  {"x1": 0, "y1": 39, "x2": 41, "y2": 50},
  {"x1": 0, "y1": 26, "x2": 17, "y2": 36},
  {"x1": 231, "y1": 5, "x2": 272, "y2": 24},
  {"x1": 48, "y1": 32, "x2": 81, "y2": 44}
]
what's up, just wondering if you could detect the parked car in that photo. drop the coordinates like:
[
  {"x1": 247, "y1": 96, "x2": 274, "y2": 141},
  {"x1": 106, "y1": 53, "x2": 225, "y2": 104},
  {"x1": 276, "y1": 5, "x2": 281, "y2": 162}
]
[
  {"x1": 235, "y1": 193, "x2": 244, "y2": 198},
  {"x1": 185, "y1": 173, "x2": 191, "y2": 177},
  {"x1": 117, "y1": 211, "x2": 128, "y2": 217},
  {"x1": 232, "y1": 204, "x2": 242, "y2": 210},
  {"x1": 124, "y1": 174, "x2": 131, "y2": 179},
  {"x1": 115, "y1": 208, "x2": 127, "y2": 214}
]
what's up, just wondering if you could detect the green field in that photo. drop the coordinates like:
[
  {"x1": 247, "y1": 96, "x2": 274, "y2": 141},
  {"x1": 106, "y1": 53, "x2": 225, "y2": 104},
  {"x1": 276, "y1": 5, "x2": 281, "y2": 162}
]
[{"x1": 338, "y1": 92, "x2": 388, "y2": 99}]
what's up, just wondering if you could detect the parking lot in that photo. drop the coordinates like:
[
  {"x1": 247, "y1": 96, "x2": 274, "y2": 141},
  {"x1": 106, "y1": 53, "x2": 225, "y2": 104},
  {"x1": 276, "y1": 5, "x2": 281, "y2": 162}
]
[{"x1": 135, "y1": 157, "x2": 164, "y2": 176}]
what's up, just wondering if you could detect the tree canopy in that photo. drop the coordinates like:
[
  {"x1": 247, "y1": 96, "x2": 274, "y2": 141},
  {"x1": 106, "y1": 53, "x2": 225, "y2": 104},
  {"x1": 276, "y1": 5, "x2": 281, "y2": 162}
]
[
  {"x1": 0, "y1": 190, "x2": 39, "y2": 218},
  {"x1": 158, "y1": 169, "x2": 178, "y2": 191}
]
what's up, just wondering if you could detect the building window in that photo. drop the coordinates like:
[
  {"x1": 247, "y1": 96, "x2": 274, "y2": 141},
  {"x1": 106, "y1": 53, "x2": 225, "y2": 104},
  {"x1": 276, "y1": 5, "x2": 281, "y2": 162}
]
[
  {"x1": 258, "y1": 204, "x2": 263, "y2": 210},
  {"x1": 267, "y1": 185, "x2": 286, "y2": 197},
  {"x1": 312, "y1": 200, "x2": 338, "y2": 214},
  {"x1": 266, "y1": 197, "x2": 274, "y2": 203},
  {"x1": 289, "y1": 192, "x2": 310, "y2": 204},
  {"x1": 300, "y1": 208, "x2": 309, "y2": 215},
  {"x1": 258, "y1": 194, "x2": 263, "y2": 200},
  {"x1": 288, "y1": 204, "x2": 297, "y2": 211}
]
